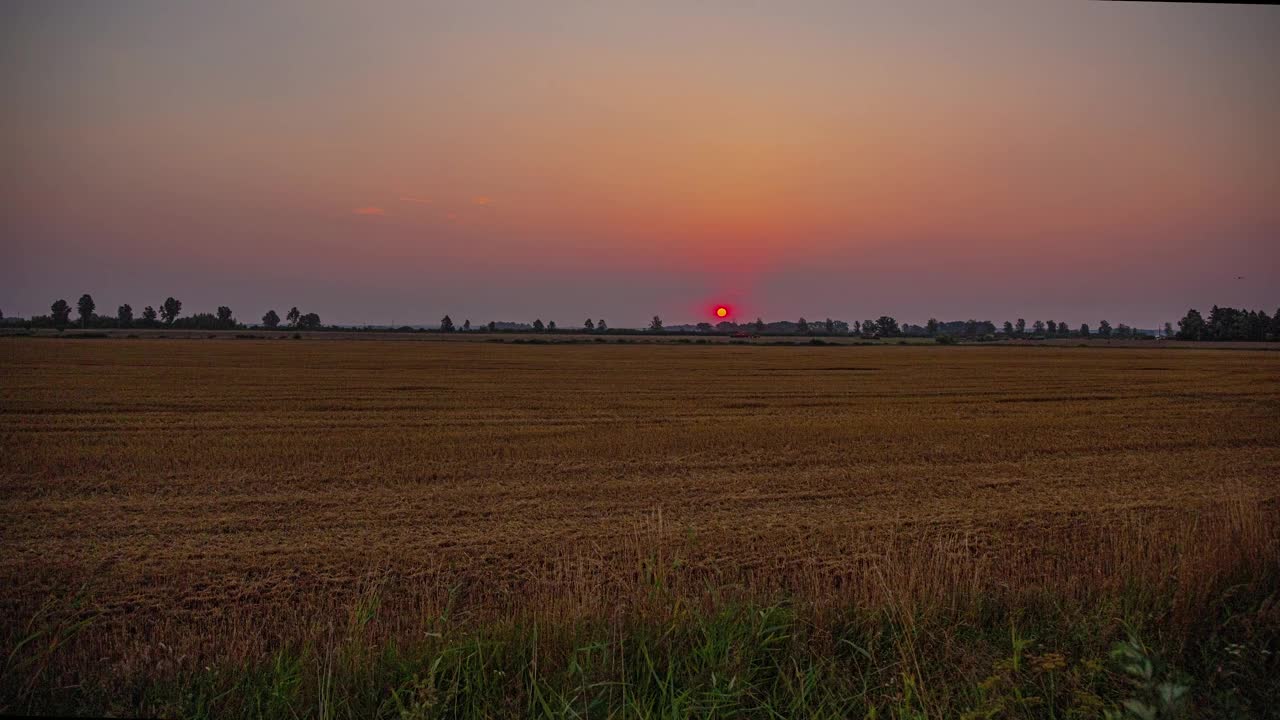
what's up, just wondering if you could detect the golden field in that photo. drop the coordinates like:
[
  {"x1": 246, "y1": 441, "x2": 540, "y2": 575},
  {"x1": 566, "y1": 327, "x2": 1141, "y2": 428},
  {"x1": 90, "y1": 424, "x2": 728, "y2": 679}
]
[{"x1": 1, "y1": 338, "x2": 1278, "y2": 717}]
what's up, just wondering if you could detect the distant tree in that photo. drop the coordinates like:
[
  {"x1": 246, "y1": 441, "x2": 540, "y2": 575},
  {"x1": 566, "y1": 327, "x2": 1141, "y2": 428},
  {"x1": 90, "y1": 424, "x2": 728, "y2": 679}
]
[
  {"x1": 216, "y1": 306, "x2": 234, "y2": 327},
  {"x1": 863, "y1": 319, "x2": 877, "y2": 336},
  {"x1": 548, "y1": 320, "x2": 557, "y2": 331},
  {"x1": 824, "y1": 318, "x2": 835, "y2": 335},
  {"x1": 754, "y1": 317, "x2": 765, "y2": 332},
  {"x1": 963, "y1": 319, "x2": 978, "y2": 337},
  {"x1": 160, "y1": 297, "x2": 182, "y2": 325},
  {"x1": 262, "y1": 309, "x2": 280, "y2": 328},
  {"x1": 1002, "y1": 321, "x2": 1014, "y2": 336},
  {"x1": 1015, "y1": 318, "x2": 1026, "y2": 336},
  {"x1": 142, "y1": 305, "x2": 158, "y2": 324},
  {"x1": 1245, "y1": 310, "x2": 1268, "y2": 342},
  {"x1": 1162, "y1": 322, "x2": 1174, "y2": 338},
  {"x1": 876, "y1": 316, "x2": 899, "y2": 337},
  {"x1": 649, "y1": 315, "x2": 663, "y2": 332},
  {"x1": 1045, "y1": 320, "x2": 1057, "y2": 336},
  {"x1": 852, "y1": 321, "x2": 861, "y2": 334},
  {"x1": 584, "y1": 318, "x2": 595, "y2": 331},
  {"x1": 117, "y1": 304, "x2": 133, "y2": 327},
  {"x1": 297, "y1": 312, "x2": 322, "y2": 330},
  {"x1": 50, "y1": 299, "x2": 71, "y2": 327},
  {"x1": 797, "y1": 317, "x2": 809, "y2": 334},
  {"x1": 1270, "y1": 308, "x2": 1280, "y2": 341},
  {"x1": 1116, "y1": 323, "x2": 1132, "y2": 338},
  {"x1": 1175, "y1": 309, "x2": 1204, "y2": 341},
  {"x1": 1097, "y1": 320, "x2": 1112, "y2": 338},
  {"x1": 488, "y1": 321, "x2": 497, "y2": 332},
  {"x1": 926, "y1": 318, "x2": 939, "y2": 337},
  {"x1": 1032, "y1": 320, "x2": 1045, "y2": 335},
  {"x1": 286, "y1": 307, "x2": 301, "y2": 327},
  {"x1": 76, "y1": 294, "x2": 96, "y2": 327},
  {"x1": 440, "y1": 315, "x2": 455, "y2": 332},
  {"x1": 1078, "y1": 323, "x2": 1089, "y2": 338},
  {"x1": 696, "y1": 322, "x2": 712, "y2": 332},
  {"x1": 533, "y1": 318, "x2": 544, "y2": 331},
  {"x1": 1205, "y1": 305, "x2": 1229, "y2": 340},
  {"x1": 597, "y1": 319, "x2": 607, "y2": 331},
  {"x1": 463, "y1": 319, "x2": 471, "y2": 331}
]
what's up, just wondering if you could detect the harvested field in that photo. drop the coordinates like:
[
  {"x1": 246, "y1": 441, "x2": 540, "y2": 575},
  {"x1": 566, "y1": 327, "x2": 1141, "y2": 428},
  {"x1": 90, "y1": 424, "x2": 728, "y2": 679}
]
[{"x1": 1, "y1": 339, "x2": 1278, "y2": 717}]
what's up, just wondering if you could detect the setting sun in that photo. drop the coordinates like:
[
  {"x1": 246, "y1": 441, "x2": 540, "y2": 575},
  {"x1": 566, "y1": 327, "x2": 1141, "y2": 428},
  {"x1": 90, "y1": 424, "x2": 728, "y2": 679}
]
[{"x1": 715, "y1": 306, "x2": 729, "y2": 318}]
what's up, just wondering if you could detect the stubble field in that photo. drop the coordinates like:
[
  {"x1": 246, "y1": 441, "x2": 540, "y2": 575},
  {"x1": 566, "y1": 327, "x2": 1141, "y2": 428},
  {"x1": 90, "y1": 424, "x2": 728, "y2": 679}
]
[{"x1": 1, "y1": 338, "x2": 1278, "y2": 717}]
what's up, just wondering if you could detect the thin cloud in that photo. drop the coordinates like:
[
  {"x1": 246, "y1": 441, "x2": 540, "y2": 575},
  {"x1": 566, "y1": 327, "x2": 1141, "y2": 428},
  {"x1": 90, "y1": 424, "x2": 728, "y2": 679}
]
[
  {"x1": 353, "y1": 206, "x2": 386, "y2": 216},
  {"x1": 399, "y1": 196, "x2": 432, "y2": 205},
  {"x1": 472, "y1": 196, "x2": 493, "y2": 207}
]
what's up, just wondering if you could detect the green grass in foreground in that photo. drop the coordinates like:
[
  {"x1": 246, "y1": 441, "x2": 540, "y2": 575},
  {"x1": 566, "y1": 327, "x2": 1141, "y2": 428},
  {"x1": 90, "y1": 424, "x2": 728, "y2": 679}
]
[{"x1": 7, "y1": 587, "x2": 1275, "y2": 720}]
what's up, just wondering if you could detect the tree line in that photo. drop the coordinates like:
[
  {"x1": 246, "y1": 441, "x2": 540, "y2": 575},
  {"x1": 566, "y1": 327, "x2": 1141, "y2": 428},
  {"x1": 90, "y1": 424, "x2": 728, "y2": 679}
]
[
  {"x1": 9, "y1": 297, "x2": 1278, "y2": 342},
  {"x1": 21, "y1": 295, "x2": 322, "y2": 331},
  {"x1": 1174, "y1": 306, "x2": 1279, "y2": 342}
]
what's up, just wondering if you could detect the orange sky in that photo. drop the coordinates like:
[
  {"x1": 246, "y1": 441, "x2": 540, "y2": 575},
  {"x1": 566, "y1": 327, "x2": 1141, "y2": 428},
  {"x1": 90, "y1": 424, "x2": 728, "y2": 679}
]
[{"x1": 3, "y1": 2, "x2": 1278, "y2": 327}]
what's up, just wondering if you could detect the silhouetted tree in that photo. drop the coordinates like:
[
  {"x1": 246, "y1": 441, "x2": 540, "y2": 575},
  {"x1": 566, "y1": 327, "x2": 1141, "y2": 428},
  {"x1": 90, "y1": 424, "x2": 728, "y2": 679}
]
[
  {"x1": 548, "y1": 320, "x2": 557, "y2": 331},
  {"x1": 116, "y1": 304, "x2": 133, "y2": 327},
  {"x1": 440, "y1": 315, "x2": 455, "y2": 332},
  {"x1": 824, "y1": 318, "x2": 835, "y2": 334},
  {"x1": 597, "y1": 319, "x2": 607, "y2": 331},
  {"x1": 1002, "y1": 321, "x2": 1014, "y2": 336},
  {"x1": 1078, "y1": 323, "x2": 1089, "y2": 337},
  {"x1": 584, "y1": 318, "x2": 595, "y2": 331},
  {"x1": 1162, "y1": 322, "x2": 1174, "y2": 338},
  {"x1": 797, "y1": 317, "x2": 809, "y2": 334},
  {"x1": 696, "y1": 322, "x2": 712, "y2": 332},
  {"x1": 160, "y1": 297, "x2": 182, "y2": 325},
  {"x1": 532, "y1": 319, "x2": 544, "y2": 331},
  {"x1": 463, "y1": 319, "x2": 471, "y2": 331},
  {"x1": 142, "y1": 306, "x2": 158, "y2": 325},
  {"x1": 1205, "y1": 305, "x2": 1230, "y2": 340},
  {"x1": 297, "y1": 312, "x2": 321, "y2": 330},
  {"x1": 1245, "y1": 310, "x2": 1268, "y2": 342},
  {"x1": 876, "y1": 316, "x2": 899, "y2": 337},
  {"x1": 1097, "y1": 320, "x2": 1112, "y2": 338},
  {"x1": 50, "y1": 299, "x2": 71, "y2": 327},
  {"x1": 1271, "y1": 309, "x2": 1280, "y2": 341},
  {"x1": 1045, "y1": 320, "x2": 1057, "y2": 336},
  {"x1": 1176, "y1": 309, "x2": 1204, "y2": 341},
  {"x1": 216, "y1": 306, "x2": 234, "y2": 327},
  {"x1": 77, "y1": 294, "x2": 95, "y2": 327},
  {"x1": 488, "y1": 321, "x2": 497, "y2": 332},
  {"x1": 262, "y1": 310, "x2": 280, "y2": 328},
  {"x1": 286, "y1": 307, "x2": 301, "y2": 327},
  {"x1": 926, "y1": 318, "x2": 939, "y2": 336},
  {"x1": 1032, "y1": 320, "x2": 1045, "y2": 335},
  {"x1": 1015, "y1": 318, "x2": 1026, "y2": 336},
  {"x1": 754, "y1": 317, "x2": 765, "y2": 332},
  {"x1": 649, "y1": 315, "x2": 663, "y2": 332}
]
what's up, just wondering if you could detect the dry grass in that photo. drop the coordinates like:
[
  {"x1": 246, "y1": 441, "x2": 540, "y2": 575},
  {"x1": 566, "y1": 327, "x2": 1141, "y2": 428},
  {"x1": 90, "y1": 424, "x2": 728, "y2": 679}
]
[{"x1": 1, "y1": 338, "x2": 1277, "y2": 716}]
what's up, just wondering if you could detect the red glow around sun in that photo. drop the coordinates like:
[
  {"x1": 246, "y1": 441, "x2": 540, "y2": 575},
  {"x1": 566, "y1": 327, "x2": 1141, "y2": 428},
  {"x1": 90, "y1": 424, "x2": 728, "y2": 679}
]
[{"x1": 715, "y1": 306, "x2": 729, "y2": 318}]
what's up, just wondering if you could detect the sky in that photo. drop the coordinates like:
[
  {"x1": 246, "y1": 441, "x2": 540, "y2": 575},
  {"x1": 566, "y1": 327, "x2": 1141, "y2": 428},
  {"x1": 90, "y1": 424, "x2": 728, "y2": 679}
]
[{"x1": 3, "y1": 1, "x2": 1278, "y2": 328}]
